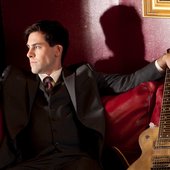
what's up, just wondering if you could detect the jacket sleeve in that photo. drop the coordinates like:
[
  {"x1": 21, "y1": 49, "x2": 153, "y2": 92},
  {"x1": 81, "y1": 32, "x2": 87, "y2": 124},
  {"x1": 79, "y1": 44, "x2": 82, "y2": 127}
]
[
  {"x1": 93, "y1": 61, "x2": 164, "y2": 95},
  {"x1": 0, "y1": 66, "x2": 23, "y2": 169},
  {"x1": 0, "y1": 66, "x2": 17, "y2": 169}
]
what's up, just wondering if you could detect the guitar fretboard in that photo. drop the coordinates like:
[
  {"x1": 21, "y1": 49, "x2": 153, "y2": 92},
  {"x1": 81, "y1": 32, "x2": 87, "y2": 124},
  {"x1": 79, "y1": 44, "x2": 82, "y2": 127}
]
[{"x1": 157, "y1": 69, "x2": 170, "y2": 146}]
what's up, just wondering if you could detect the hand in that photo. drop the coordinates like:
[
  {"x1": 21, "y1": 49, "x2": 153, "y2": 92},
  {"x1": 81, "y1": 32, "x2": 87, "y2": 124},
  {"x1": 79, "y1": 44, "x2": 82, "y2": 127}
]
[{"x1": 157, "y1": 49, "x2": 170, "y2": 70}]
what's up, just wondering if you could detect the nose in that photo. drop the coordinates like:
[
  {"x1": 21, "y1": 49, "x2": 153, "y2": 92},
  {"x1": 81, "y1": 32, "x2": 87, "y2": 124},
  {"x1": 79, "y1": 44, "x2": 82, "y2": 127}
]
[{"x1": 27, "y1": 48, "x2": 35, "y2": 58}]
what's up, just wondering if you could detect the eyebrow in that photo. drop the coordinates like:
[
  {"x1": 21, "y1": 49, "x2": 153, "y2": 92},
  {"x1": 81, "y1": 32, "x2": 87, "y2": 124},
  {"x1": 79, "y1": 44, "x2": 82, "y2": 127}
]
[{"x1": 26, "y1": 42, "x2": 45, "y2": 47}]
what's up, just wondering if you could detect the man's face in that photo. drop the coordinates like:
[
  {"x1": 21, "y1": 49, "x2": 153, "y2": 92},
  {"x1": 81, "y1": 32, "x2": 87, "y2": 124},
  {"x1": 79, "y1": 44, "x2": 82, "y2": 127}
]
[{"x1": 26, "y1": 31, "x2": 62, "y2": 75}]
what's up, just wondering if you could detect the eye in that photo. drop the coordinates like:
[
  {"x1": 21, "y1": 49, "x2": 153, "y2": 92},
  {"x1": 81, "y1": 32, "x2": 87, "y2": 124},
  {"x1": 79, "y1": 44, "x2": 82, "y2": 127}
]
[{"x1": 35, "y1": 45, "x2": 41, "y2": 49}]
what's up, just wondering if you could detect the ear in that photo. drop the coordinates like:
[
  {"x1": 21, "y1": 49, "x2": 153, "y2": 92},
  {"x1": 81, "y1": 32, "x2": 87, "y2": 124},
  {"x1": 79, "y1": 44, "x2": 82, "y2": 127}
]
[{"x1": 54, "y1": 44, "x2": 63, "y2": 57}]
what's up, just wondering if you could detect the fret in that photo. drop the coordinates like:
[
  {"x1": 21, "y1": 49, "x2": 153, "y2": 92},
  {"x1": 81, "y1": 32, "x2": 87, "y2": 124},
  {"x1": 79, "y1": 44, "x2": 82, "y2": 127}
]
[{"x1": 161, "y1": 111, "x2": 170, "y2": 113}]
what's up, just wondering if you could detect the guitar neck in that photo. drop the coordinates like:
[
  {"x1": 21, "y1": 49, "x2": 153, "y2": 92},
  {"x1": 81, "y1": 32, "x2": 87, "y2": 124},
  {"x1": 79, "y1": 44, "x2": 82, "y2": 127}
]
[{"x1": 157, "y1": 68, "x2": 170, "y2": 145}]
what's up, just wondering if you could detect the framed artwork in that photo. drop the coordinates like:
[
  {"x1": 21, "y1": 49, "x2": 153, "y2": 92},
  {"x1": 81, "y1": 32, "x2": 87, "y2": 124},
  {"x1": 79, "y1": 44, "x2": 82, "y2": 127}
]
[{"x1": 143, "y1": 0, "x2": 170, "y2": 18}]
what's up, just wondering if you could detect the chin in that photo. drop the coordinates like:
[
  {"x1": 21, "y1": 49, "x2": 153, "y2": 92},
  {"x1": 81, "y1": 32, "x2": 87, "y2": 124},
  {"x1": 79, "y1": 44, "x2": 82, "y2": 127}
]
[{"x1": 31, "y1": 68, "x2": 39, "y2": 74}]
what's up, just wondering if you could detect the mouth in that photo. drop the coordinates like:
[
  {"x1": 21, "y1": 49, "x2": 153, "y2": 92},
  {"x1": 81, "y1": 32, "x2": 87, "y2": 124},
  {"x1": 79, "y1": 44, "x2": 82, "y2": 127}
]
[{"x1": 30, "y1": 61, "x2": 37, "y2": 64}]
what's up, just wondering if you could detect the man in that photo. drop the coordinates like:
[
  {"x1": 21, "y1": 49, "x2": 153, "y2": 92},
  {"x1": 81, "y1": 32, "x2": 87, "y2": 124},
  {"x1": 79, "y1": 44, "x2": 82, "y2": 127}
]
[{"x1": 0, "y1": 20, "x2": 169, "y2": 170}]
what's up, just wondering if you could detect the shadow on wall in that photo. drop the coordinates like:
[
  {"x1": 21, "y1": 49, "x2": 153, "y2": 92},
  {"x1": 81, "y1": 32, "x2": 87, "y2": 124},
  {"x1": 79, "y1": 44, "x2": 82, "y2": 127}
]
[{"x1": 95, "y1": 5, "x2": 148, "y2": 74}]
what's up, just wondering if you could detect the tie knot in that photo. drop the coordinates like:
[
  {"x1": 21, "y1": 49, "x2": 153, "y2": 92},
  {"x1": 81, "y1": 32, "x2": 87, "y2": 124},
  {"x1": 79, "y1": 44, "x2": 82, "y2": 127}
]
[{"x1": 43, "y1": 76, "x2": 54, "y2": 93}]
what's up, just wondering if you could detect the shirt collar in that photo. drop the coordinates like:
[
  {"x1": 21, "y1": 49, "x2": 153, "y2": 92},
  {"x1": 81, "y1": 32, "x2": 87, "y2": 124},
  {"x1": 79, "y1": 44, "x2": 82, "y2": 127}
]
[{"x1": 38, "y1": 68, "x2": 62, "y2": 83}]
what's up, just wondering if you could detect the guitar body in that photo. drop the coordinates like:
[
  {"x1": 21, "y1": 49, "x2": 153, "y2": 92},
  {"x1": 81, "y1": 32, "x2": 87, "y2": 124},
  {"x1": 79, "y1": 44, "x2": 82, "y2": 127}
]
[{"x1": 128, "y1": 127, "x2": 159, "y2": 170}]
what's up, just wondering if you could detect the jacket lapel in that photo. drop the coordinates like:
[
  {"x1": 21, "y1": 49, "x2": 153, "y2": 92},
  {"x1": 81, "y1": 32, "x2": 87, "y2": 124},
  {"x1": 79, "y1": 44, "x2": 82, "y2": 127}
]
[
  {"x1": 63, "y1": 65, "x2": 104, "y2": 160},
  {"x1": 62, "y1": 68, "x2": 77, "y2": 112}
]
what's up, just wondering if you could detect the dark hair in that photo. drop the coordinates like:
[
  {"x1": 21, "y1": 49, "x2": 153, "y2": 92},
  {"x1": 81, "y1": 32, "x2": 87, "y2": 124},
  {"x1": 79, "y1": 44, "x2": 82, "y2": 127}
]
[{"x1": 25, "y1": 20, "x2": 69, "y2": 63}]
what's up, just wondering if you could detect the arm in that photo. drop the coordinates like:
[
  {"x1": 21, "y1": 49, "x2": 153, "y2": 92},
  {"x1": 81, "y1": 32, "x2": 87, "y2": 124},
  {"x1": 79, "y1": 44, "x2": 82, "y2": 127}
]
[
  {"x1": 0, "y1": 66, "x2": 16, "y2": 169},
  {"x1": 94, "y1": 61, "x2": 164, "y2": 95}
]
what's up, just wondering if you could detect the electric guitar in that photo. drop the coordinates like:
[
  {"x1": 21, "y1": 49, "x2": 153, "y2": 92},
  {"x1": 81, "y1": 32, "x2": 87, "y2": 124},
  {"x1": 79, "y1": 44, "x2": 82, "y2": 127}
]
[{"x1": 128, "y1": 68, "x2": 170, "y2": 170}]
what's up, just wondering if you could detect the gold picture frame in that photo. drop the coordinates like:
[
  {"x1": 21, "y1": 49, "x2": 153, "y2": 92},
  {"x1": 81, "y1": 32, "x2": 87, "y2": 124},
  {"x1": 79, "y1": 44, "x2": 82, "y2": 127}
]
[{"x1": 143, "y1": 0, "x2": 170, "y2": 18}]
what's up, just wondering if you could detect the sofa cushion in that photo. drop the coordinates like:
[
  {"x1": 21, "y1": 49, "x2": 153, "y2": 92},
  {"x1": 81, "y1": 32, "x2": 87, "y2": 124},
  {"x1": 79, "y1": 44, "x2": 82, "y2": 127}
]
[
  {"x1": 150, "y1": 83, "x2": 163, "y2": 126},
  {"x1": 102, "y1": 81, "x2": 163, "y2": 163}
]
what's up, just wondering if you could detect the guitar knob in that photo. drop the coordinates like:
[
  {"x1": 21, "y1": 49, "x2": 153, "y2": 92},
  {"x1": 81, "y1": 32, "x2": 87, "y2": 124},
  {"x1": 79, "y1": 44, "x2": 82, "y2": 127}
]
[{"x1": 145, "y1": 135, "x2": 150, "y2": 140}]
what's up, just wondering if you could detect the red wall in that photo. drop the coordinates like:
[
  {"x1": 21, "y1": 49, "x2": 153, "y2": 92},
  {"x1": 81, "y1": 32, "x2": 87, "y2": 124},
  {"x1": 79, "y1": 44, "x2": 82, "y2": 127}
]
[
  {"x1": 121, "y1": 0, "x2": 170, "y2": 64},
  {"x1": 1, "y1": 0, "x2": 170, "y2": 74}
]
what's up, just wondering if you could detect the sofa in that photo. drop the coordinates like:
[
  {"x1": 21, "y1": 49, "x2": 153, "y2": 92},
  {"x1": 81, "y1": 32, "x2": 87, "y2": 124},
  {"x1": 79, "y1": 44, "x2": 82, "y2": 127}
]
[{"x1": 0, "y1": 80, "x2": 163, "y2": 168}]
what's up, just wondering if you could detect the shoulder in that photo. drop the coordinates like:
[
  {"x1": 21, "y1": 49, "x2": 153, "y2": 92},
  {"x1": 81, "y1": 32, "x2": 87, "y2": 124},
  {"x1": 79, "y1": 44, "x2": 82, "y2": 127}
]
[
  {"x1": 1, "y1": 65, "x2": 36, "y2": 84},
  {"x1": 66, "y1": 62, "x2": 94, "y2": 72}
]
